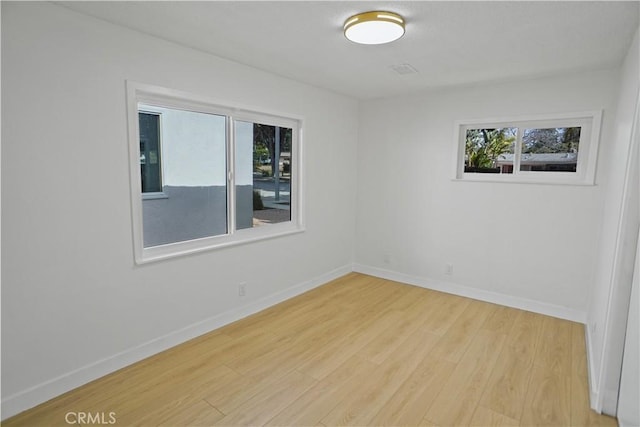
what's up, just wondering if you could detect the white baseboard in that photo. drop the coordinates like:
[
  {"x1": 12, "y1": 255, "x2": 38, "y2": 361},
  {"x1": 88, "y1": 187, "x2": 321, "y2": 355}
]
[
  {"x1": 353, "y1": 263, "x2": 588, "y2": 323},
  {"x1": 585, "y1": 324, "x2": 602, "y2": 411},
  {"x1": 0, "y1": 264, "x2": 352, "y2": 420}
]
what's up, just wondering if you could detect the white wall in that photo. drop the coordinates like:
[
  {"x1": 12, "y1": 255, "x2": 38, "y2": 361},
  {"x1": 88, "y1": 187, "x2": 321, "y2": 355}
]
[
  {"x1": 617, "y1": 232, "x2": 639, "y2": 427},
  {"x1": 355, "y1": 68, "x2": 620, "y2": 320},
  {"x1": 1, "y1": 2, "x2": 358, "y2": 418},
  {"x1": 588, "y1": 29, "x2": 640, "y2": 414}
]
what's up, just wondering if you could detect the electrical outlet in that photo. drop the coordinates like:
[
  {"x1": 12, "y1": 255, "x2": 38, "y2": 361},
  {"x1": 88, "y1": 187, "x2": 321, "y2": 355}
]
[
  {"x1": 239, "y1": 282, "x2": 246, "y2": 297},
  {"x1": 445, "y1": 263, "x2": 454, "y2": 275}
]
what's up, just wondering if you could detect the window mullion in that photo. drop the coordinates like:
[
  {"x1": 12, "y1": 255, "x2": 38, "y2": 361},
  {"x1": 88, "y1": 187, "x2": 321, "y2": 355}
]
[
  {"x1": 227, "y1": 115, "x2": 237, "y2": 235},
  {"x1": 513, "y1": 127, "x2": 523, "y2": 175}
]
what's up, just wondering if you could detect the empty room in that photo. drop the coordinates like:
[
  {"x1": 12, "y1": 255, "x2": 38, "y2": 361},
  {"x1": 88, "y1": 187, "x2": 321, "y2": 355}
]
[{"x1": 2, "y1": 1, "x2": 639, "y2": 426}]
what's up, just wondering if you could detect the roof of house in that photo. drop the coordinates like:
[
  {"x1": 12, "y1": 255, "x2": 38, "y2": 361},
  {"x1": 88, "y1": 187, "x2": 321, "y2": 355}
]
[{"x1": 497, "y1": 153, "x2": 578, "y2": 165}]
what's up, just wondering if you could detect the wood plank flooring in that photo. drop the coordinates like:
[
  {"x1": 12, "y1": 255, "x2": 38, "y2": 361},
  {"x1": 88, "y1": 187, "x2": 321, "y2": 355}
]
[{"x1": 3, "y1": 273, "x2": 618, "y2": 426}]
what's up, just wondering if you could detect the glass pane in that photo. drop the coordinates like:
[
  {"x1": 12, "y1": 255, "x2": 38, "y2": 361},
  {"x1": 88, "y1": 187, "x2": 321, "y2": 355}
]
[
  {"x1": 139, "y1": 112, "x2": 162, "y2": 192},
  {"x1": 464, "y1": 128, "x2": 516, "y2": 174},
  {"x1": 235, "y1": 121, "x2": 292, "y2": 229},
  {"x1": 139, "y1": 104, "x2": 227, "y2": 247},
  {"x1": 520, "y1": 127, "x2": 580, "y2": 172}
]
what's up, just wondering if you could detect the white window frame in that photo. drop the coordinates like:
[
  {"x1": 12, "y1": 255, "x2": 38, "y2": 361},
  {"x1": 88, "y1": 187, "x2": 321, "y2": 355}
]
[
  {"x1": 126, "y1": 81, "x2": 304, "y2": 264},
  {"x1": 452, "y1": 110, "x2": 602, "y2": 185}
]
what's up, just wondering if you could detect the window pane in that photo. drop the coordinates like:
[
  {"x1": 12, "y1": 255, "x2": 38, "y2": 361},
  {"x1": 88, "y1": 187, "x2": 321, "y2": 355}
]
[
  {"x1": 520, "y1": 127, "x2": 580, "y2": 172},
  {"x1": 235, "y1": 121, "x2": 292, "y2": 229},
  {"x1": 139, "y1": 112, "x2": 162, "y2": 192},
  {"x1": 139, "y1": 104, "x2": 227, "y2": 247},
  {"x1": 464, "y1": 128, "x2": 516, "y2": 174}
]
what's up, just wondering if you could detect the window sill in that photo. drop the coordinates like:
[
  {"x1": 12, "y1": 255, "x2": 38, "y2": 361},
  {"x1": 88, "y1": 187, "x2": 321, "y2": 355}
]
[
  {"x1": 136, "y1": 222, "x2": 304, "y2": 265},
  {"x1": 452, "y1": 175, "x2": 596, "y2": 186},
  {"x1": 142, "y1": 192, "x2": 169, "y2": 200}
]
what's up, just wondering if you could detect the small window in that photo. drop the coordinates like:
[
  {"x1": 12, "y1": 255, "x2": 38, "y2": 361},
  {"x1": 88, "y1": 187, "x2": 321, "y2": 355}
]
[
  {"x1": 127, "y1": 82, "x2": 303, "y2": 263},
  {"x1": 454, "y1": 111, "x2": 601, "y2": 185}
]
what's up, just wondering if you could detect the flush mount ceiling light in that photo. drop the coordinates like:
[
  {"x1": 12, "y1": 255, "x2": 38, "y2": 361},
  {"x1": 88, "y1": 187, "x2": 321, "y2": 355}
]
[{"x1": 344, "y1": 11, "x2": 405, "y2": 45}]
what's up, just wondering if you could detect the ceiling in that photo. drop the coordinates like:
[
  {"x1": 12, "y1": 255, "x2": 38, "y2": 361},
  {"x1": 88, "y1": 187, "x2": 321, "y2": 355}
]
[{"x1": 58, "y1": 1, "x2": 639, "y2": 100}]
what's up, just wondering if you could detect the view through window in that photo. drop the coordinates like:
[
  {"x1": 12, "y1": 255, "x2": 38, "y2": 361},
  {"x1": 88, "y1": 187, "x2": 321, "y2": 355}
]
[
  {"x1": 235, "y1": 120, "x2": 292, "y2": 230},
  {"x1": 139, "y1": 112, "x2": 162, "y2": 193},
  {"x1": 139, "y1": 104, "x2": 228, "y2": 247},
  {"x1": 465, "y1": 127, "x2": 581, "y2": 174}
]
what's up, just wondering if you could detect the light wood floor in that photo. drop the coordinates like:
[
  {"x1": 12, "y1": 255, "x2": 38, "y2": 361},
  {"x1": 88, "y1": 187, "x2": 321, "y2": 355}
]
[{"x1": 4, "y1": 273, "x2": 618, "y2": 427}]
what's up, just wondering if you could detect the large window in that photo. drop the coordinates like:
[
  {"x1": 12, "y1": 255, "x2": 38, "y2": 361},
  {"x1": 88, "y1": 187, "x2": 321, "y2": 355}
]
[
  {"x1": 127, "y1": 82, "x2": 303, "y2": 263},
  {"x1": 453, "y1": 111, "x2": 601, "y2": 185}
]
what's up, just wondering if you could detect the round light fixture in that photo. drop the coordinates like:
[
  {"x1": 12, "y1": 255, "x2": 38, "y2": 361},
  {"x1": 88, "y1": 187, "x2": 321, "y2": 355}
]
[{"x1": 343, "y1": 11, "x2": 405, "y2": 45}]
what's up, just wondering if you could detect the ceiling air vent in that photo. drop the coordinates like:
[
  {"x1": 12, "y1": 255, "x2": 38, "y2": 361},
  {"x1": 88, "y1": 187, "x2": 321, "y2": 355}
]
[{"x1": 390, "y1": 63, "x2": 419, "y2": 75}]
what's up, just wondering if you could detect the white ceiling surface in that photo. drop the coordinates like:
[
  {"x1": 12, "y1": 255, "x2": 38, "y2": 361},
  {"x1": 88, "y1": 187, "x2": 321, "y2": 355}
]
[{"x1": 59, "y1": 1, "x2": 639, "y2": 100}]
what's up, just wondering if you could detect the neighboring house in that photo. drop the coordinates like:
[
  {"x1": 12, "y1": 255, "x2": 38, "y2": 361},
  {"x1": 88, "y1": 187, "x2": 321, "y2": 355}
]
[{"x1": 496, "y1": 152, "x2": 578, "y2": 173}]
